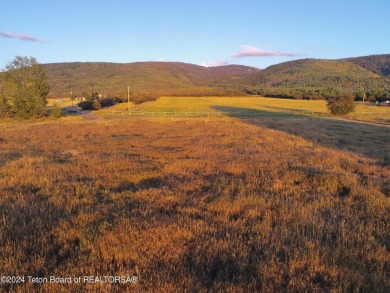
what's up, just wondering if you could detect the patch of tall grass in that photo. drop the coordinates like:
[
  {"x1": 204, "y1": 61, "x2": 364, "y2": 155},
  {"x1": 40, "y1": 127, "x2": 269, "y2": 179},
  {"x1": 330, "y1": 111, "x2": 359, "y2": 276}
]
[{"x1": 0, "y1": 118, "x2": 388, "y2": 292}]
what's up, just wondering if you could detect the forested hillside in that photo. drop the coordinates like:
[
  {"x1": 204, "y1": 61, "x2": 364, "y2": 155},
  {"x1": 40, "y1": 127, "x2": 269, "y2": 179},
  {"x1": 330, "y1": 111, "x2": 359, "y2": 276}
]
[
  {"x1": 345, "y1": 54, "x2": 390, "y2": 76},
  {"x1": 2, "y1": 54, "x2": 389, "y2": 101},
  {"x1": 246, "y1": 58, "x2": 390, "y2": 100},
  {"x1": 43, "y1": 62, "x2": 259, "y2": 98}
]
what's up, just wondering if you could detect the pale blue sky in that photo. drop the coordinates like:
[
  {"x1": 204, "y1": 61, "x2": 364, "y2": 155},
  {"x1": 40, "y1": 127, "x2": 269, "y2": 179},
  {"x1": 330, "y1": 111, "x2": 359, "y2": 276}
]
[{"x1": 1, "y1": 0, "x2": 389, "y2": 69}]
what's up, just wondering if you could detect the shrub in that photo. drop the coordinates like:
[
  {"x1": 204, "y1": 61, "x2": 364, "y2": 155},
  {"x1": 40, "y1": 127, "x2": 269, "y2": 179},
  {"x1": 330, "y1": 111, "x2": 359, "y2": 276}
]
[
  {"x1": 79, "y1": 98, "x2": 122, "y2": 109},
  {"x1": 92, "y1": 100, "x2": 101, "y2": 110},
  {"x1": 78, "y1": 101, "x2": 94, "y2": 110},
  {"x1": 78, "y1": 100, "x2": 102, "y2": 110},
  {"x1": 50, "y1": 103, "x2": 62, "y2": 118},
  {"x1": 100, "y1": 98, "x2": 115, "y2": 107},
  {"x1": 327, "y1": 95, "x2": 356, "y2": 115},
  {"x1": 130, "y1": 94, "x2": 159, "y2": 104},
  {"x1": 113, "y1": 96, "x2": 124, "y2": 103}
]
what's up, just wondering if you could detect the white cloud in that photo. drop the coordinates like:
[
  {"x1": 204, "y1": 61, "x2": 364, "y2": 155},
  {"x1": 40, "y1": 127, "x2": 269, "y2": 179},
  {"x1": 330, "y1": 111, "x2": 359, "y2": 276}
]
[
  {"x1": 201, "y1": 60, "x2": 229, "y2": 67},
  {"x1": 0, "y1": 31, "x2": 48, "y2": 43},
  {"x1": 232, "y1": 45, "x2": 305, "y2": 58}
]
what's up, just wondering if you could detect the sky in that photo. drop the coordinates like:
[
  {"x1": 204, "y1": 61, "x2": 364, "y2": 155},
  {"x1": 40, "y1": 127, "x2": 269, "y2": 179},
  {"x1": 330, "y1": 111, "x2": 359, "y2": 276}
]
[{"x1": 1, "y1": 0, "x2": 389, "y2": 70}]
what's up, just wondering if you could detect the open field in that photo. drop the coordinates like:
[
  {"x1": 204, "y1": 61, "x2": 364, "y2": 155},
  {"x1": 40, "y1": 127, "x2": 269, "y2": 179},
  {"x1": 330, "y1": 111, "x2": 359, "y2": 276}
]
[
  {"x1": 131, "y1": 96, "x2": 329, "y2": 114},
  {"x1": 351, "y1": 103, "x2": 390, "y2": 124},
  {"x1": 48, "y1": 96, "x2": 389, "y2": 124},
  {"x1": 0, "y1": 101, "x2": 389, "y2": 292},
  {"x1": 47, "y1": 98, "x2": 75, "y2": 108},
  {"x1": 122, "y1": 96, "x2": 390, "y2": 124}
]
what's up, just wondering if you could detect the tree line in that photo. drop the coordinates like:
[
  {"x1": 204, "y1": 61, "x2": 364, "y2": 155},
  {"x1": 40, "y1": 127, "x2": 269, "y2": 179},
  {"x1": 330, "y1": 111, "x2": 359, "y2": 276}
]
[{"x1": 245, "y1": 85, "x2": 390, "y2": 101}]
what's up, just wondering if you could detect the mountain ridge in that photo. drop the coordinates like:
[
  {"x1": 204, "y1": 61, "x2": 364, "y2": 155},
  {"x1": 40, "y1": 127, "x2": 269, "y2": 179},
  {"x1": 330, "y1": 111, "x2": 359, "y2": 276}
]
[
  {"x1": 343, "y1": 54, "x2": 390, "y2": 76},
  {"x1": 2, "y1": 54, "x2": 388, "y2": 99},
  {"x1": 245, "y1": 55, "x2": 390, "y2": 99},
  {"x1": 43, "y1": 61, "x2": 260, "y2": 97}
]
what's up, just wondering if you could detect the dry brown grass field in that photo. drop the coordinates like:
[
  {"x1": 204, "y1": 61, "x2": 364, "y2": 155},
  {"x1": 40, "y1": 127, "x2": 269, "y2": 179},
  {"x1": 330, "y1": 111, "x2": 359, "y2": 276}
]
[{"x1": 0, "y1": 111, "x2": 389, "y2": 292}]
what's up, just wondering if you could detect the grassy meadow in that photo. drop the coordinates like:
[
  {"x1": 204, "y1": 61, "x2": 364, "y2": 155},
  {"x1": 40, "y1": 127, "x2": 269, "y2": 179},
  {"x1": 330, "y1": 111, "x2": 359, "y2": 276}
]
[
  {"x1": 0, "y1": 96, "x2": 389, "y2": 292},
  {"x1": 132, "y1": 96, "x2": 329, "y2": 114},
  {"x1": 129, "y1": 96, "x2": 390, "y2": 124}
]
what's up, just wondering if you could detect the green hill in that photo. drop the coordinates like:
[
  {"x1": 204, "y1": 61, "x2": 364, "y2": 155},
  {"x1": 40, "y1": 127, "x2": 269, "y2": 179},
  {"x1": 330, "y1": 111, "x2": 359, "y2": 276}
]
[
  {"x1": 247, "y1": 58, "x2": 390, "y2": 100},
  {"x1": 253, "y1": 58, "x2": 380, "y2": 86},
  {"x1": 43, "y1": 62, "x2": 259, "y2": 98},
  {"x1": 344, "y1": 54, "x2": 390, "y2": 76}
]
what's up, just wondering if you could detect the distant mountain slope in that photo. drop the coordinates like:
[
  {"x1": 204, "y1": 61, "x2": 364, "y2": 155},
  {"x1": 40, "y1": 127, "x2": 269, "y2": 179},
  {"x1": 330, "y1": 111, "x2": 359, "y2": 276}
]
[
  {"x1": 344, "y1": 54, "x2": 390, "y2": 76},
  {"x1": 2, "y1": 54, "x2": 388, "y2": 100},
  {"x1": 247, "y1": 58, "x2": 389, "y2": 99},
  {"x1": 253, "y1": 58, "x2": 380, "y2": 87},
  {"x1": 43, "y1": 62, "x2": 259, "y2": 97}
]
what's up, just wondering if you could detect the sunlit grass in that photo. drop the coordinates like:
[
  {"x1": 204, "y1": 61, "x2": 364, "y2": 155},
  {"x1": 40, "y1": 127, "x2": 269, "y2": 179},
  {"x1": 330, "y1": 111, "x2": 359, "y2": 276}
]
[
  {"x1": 0, "y1": 117, "x2": 388, "y2": 292},
  {"x1": 130, "y1": 96, "x2": 389, "y2": 123},
  {"x1": 348, "y1": 103, "x2": 390, "y2": 124},
  {"x1": 133, "y1": 96, "x2": 328, "y2": 114},
  {"x1": 47, "y1": 98, "x2": 75, "y2": 108}
]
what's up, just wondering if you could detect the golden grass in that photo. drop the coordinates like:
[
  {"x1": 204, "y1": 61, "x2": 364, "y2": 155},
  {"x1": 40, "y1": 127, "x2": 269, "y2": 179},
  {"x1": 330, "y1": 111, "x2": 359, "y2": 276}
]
[
  {"x1": 130, "y1": 96, "x2": 390, "y2": 124},
  {"x1": 47, "y1": 98, "x2": 75, "y2": 108},
  {"x1": 0, "y1": 116, "x2": 389, "y2": 292},
  {"x1": 132, "y1": 96, "x2": 329, "y2": 114},
  {"x1": 349, "y1": 104, "x2": 390, "y2": 124}
]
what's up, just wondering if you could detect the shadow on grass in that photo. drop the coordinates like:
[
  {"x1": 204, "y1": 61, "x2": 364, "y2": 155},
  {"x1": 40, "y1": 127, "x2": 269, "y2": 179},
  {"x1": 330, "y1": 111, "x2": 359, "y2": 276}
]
[
  {"x1": 213, "y1": 106, "x2": 390, "y2": 163},
  {"x1": 261, "y1": 105, "x2": 328, "y2": 116}
]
